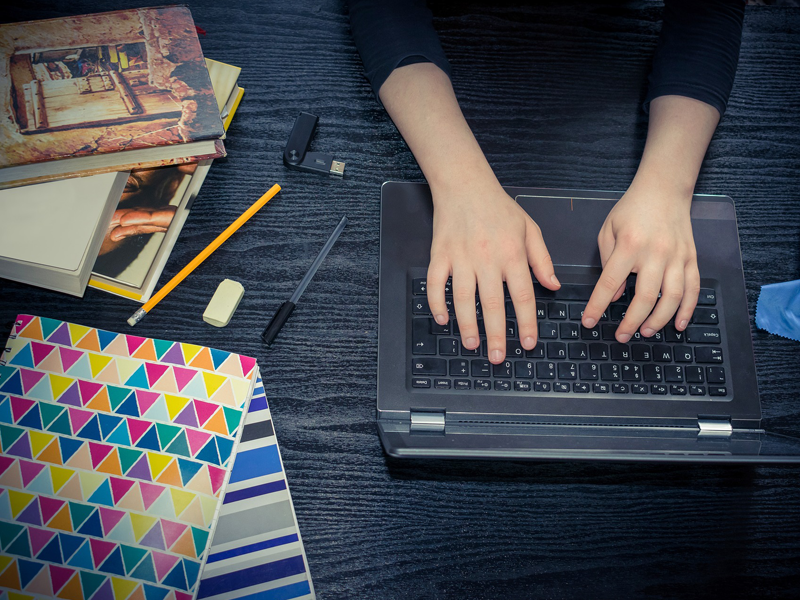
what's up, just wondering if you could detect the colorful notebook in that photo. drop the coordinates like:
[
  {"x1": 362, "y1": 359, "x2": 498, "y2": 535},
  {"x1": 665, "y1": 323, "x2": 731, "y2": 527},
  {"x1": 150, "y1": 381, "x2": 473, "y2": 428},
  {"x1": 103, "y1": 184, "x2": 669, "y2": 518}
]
[
  {"x1": 0, "y1": 315, "x2": 258, "y2": 600},
  {"x1": 198, "y1": 379, "x2": 315, "y2": 600}
]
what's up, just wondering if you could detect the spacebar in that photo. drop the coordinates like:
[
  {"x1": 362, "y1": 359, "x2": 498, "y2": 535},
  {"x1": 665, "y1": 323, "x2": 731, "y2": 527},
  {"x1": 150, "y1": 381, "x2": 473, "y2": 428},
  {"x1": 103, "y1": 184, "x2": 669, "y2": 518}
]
[{"x1": 533, "y1": 283, "x2": 595, "y2": 301}]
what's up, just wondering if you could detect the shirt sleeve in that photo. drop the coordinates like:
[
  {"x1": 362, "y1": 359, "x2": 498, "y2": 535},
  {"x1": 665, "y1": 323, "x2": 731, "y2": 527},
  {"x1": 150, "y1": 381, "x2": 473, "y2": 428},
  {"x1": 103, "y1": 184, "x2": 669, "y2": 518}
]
[
  {"x1": 348, "y1": 0, "x2": 451, "y2": 100},
  {"x1": 645, "y1": 0, "x2": 745, "y2": 116}
]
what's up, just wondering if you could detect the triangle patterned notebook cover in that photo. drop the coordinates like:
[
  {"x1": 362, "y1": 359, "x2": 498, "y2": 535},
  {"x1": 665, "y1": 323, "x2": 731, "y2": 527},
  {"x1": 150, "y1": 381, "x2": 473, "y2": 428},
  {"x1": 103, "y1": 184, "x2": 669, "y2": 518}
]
[{"x1": 0, "y1": 314, "x2": 258, "y2": 600}]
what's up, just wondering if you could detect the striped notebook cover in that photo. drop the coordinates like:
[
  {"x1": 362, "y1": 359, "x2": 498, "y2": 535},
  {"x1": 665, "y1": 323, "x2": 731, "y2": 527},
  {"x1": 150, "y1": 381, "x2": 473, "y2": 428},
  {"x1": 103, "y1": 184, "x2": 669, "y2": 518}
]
[{"x1": 197, "y1": 378, "x2": 314, "y2": 600}]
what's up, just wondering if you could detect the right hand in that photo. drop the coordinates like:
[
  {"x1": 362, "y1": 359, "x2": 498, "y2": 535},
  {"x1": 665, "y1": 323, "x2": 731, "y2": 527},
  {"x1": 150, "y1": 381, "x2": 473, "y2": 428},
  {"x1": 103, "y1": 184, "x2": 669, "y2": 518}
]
[{"x1": 426, "y1": 180, "x2": 561, "y2": 364}]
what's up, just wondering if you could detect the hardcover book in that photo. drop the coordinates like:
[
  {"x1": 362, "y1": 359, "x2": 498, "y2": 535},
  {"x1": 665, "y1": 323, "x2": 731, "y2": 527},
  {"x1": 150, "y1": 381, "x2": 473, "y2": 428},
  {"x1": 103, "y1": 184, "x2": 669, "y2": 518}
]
[{"x1": 0, "y1": 5, "x2": 225, "y2": 190}]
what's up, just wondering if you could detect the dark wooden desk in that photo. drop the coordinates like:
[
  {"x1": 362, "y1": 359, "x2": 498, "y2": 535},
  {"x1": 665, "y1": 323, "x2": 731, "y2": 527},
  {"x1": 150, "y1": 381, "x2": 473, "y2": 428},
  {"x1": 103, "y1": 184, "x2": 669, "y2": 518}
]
[{"x1": 2, "y1": 1, "x2": 799, "y2": 597}]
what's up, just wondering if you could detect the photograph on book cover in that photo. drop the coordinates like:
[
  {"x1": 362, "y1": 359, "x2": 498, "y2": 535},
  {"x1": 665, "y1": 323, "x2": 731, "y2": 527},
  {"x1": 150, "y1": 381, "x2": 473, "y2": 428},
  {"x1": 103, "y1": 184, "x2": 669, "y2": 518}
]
[
  {"x1": 0, "y1": 6, "x2": 222, "y2": 168},
  {"x1": 93, "y1": 164, "x2": 196, "y2": 286}
]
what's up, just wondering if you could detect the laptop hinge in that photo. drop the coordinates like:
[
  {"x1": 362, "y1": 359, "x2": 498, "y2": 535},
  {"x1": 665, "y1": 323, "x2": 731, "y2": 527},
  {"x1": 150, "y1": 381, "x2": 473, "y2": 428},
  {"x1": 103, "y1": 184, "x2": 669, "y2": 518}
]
[
  {"x1": 410, "y1": 410, "x2": 445, "y2": 432},
  {"x1": 697, "y1": 416, "x2": 732, "y2": 436}
]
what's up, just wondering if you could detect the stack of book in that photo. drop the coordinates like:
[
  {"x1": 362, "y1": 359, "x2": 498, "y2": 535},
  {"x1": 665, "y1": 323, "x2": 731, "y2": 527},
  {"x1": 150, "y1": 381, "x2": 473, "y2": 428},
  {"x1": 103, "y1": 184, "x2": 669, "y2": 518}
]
[{"x1": 0, "y1": 6, "x2": 241, "y2": 299}]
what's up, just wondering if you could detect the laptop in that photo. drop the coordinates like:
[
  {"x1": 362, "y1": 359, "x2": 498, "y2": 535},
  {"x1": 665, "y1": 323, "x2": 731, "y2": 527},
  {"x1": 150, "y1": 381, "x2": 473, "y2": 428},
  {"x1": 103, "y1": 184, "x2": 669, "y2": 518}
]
[{"x1": 377, "y1": 182, "x2": 800, "y2": 463}]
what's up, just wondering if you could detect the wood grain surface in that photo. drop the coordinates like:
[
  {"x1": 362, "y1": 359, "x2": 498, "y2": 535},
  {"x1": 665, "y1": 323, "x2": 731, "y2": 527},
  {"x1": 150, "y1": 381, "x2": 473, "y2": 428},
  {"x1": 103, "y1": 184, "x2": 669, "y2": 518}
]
[{"x1": 2, "y1": 2, "x2": 799, "y2": 598}]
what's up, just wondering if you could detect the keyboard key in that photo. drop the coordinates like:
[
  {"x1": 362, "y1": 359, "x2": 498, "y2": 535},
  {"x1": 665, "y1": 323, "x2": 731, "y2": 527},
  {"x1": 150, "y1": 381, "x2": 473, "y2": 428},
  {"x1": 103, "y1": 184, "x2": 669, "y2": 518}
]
[
  {"x1": 412, "y1": 378, "x2": 431, "y2": 388},
  {"x1": 589, "y1": 343, "x2": 609, "y2": 360},
  {"x1": 697, "y1": 288, "x2": 717, "y2": 305},
  {"x1": 536, "y1": 302, "x2": 546, "y2": 319},
  {"x1": 548, "y1": 303, "x2": 568, "y2": 319},
  {"x1": 412, "y1": 318, "x2": 436, "y2": 355},
  {"x1": 652, "y1": 344, "x2": 672, "y2": 362},
  {"x1": 569, "y1": 304, "x2": 585, "y2": 320},
  {"x1": 449, "y1": 359, "x2": 470, "y2": 377},
  {"x1": 706, "y1": 367, "x2": 725, "y2": 384},
  {"x1": 534, "y1": 381, "x2": 551, "y2": 392},
  {"x1": 534, "y1": 282, "x2": 594, "y2": 301},
  {"x1": 600, "y1": 363, "x2": 620, "y2": 381},
  {"x1": 664, "y1": 365, "x2": 684, "y2": 383},
  {"x1": 526, "y1": 342, "x2": 545, "y2": 359},
  {"x1": 692, "y1": 308, "x2": 719, "y2": 324},
  {"x1": 610, "y1": 305, "x2": 627, "y2": 322},
  {"x1": 438, "y1": 338, "x2": 459, "y2": 355},
  {"x1": 611, "y1": 343, "x2": 631, "y2": 361},
  {"x1": 430, "y1": 320, "x2": 452, "y2": 335},
  {"x1": 593, "y1": 383, "x2": 610, "y2": 393},
  {"x1": 412, "y1": 358, "x2": 446, "y2": 376},
  {"x1": 434, "y1": 379, "x2": 451, "y2": 389},
  {"x1": 536, "y1": 362, "x2": 556, "y2": 379},
  {"x1": 474, "y1": 379, "x2": 491, "y2": 390},
  {"x1": 454, "y1": 379, "x2": 471, "y2": 391},
  {"x1": 695, "y1": 347, "x2": 723, "y2": 363},
  {"x1": 506, "y1": 320, "x2": 516, "y2": 338},
  {"x1": 515, "y1": 360, "x2": 535, "y2": 379},
  {"x1": 685, "y1": 366, "x2": 705, "y2": 383},
  {"x1": 709, "y1": 386, "x2": 727, "y2": 397},
  {"x1": 674, "y1": 345, "x2": 693, "y2": 362},
  {"x1": 689, "y1": 385, "x2": 706, "y2": 396},
  {"x1": 558, "y1": 362, "x2": 577, "y2": 380},
  {"x1": 506, "y1": 340, "x2": 525, "y2": 358},
  {"x1": 568, "y1": 342, "x2": 588, "y2": 360},
  {"x1": 622, "y1": 364, "x2": 641, "y2": 381},
  {"x1": 579, "y1": 363, "x2": 599, "y2": 380},
  {"x1": 650, "y1": 384, "x2": 667, "y2": 395},
  {"x1": 412, "y1": 297, "x2": 430, "y2": 314},
  {"x1": 581, "y1": 325, "x2": 601, "y2": 340},
  {"x1": 493, "y1": 360, "x2": 513, "y2": 378},
  {"x1": 664, "y1": 323, "x2": 685, "y2": 343},
  {"x1": 632, "y1": 384, "x2": 648, "y2": 394},
  {"x1": 643, "y1": 364, "x2": 662, "y2": 382},
  {"x1": 601, "y1": 324, "x2": 618, "y2": 341},
  {"x1": 494, "y1": 380, "x2": 511, "y2": 391},
  {"x1": 514, "y1": 381, "x2": 532, "y2": 392},
  {"x1": 412, "y1": 278, "x2": 427, "y2": 295},
  {"x1": 539, "y1": 322, "x2": 558, "y2": 339},
  {"x1": 461, "y1": 344, "x2": 480, "y2": 356},
  {"x1": 471, "y1": 360, "x2": 491, "y2": 377},
  {"x1": 560, "y1": 322, "x2": 581, "y2": 339},
  {"x1": 632, "y1": 344, "x2": 652, "y2": 361},
  {"x1": 505, "y1": 300, "x2": 516, "y2": 318},
  {"x1": 573, "y1": 383, "x2": 590, "y2": 393},
  {"x1": 554, "y1": 382, "x2": 570, "y2": 392},
  {"x1": 670, "y1": 385, "x2": 687, "y2": 395},
  {"x1": 612, "y1": 383, "x2": 629, "y2": 394},
  {"x1": 686, "y1": 327, "x2": 721, "y2": 344},
  {"x1": 547, "y1": 342, "x2": 567, "y2": 359}
]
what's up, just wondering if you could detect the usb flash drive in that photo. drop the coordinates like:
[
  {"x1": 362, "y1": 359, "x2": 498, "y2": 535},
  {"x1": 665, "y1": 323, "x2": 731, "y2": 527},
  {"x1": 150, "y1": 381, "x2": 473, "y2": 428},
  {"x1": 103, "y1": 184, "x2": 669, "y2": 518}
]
[{"x1": 283, "y1": 112, "x2": 345, "y2": 176}]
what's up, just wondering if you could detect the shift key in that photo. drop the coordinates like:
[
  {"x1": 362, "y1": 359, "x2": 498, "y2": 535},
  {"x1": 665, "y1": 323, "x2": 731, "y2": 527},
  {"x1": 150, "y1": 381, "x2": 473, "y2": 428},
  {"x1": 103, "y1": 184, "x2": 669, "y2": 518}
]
[{"x1": 685, "y1": 327, "x2": 721, "y2": 344}]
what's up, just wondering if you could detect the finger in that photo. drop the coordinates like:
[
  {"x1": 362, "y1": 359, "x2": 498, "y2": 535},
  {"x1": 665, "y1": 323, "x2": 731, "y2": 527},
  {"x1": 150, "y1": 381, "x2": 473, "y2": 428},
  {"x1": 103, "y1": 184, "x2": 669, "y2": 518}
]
[
  {"x1": 427, "y1": 258, "x2": 451, "y2": 326},
  {"x1": 612, "y1": 281, "x2": 627, "y2": 303},
  {"x1": 674, "y1": 262, "x2": 701, "y2": 330},
  {"x1": 505, "y1": 262, "x2": 538, "y2": 350},
  {"x1": 616, "y1": 268, "x2": 663, "y2": 342},
  {"x1": 525, "y1": 218, "x2": 560, "y2": 290},
  {"x1": 451, "y1": 268, "x2": 480, "y2": 350},
  {"x1": 598, "y1": 225, "x2": 627, "y2": 302},
  {"x1": 476, "y1": 273, "x2": 507, "y2": 364},
  {"x1": 583, "y1": 251, "x2": 634, "y2": 328},
  {"x1": 640, "y1": 265, "x2": 684, "y2": 336}
]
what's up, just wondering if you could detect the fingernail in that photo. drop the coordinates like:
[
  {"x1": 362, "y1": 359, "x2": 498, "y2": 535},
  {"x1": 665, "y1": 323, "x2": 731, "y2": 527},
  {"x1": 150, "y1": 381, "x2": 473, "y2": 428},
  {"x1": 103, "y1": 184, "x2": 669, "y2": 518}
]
[
  {"x1": 490, "y1": 349, "x2": 503, "y2": 363},
  {"x1": 550, "y1": 274, "x2": 560, "y2": 287},
  {"x1": 642, "y1": 327, "x2": 654, "y2": 337},
  {"x1": 523, "y1": 336, "x2": 536, "y2": 349},
  {"x1": 679, "y1": 319, "x2": 688, "y2": 330},
  {"x1": 466, "y1": 337, "x2": 478, "y2": 349},
  {"x1": 434, "y1": 314, "x2": 447, "y2": 325},
  {"x1": 583, "y1": 317, "x2": 596, "y2": 328},
  {"x1": 617, "y1": 333, "x2": 631, "y2": 343}
]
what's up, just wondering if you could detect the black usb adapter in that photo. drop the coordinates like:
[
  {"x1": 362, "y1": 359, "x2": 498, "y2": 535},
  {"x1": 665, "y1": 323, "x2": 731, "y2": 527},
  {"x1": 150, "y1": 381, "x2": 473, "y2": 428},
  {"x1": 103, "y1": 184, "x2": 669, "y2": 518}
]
[{"x1": 283, "y1": 112, "x2": 345, "y2": 176}]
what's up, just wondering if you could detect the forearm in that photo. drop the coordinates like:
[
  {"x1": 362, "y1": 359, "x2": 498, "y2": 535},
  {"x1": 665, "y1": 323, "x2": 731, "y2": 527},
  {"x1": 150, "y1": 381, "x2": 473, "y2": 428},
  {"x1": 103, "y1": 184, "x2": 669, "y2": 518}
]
[
  {"x1": 379, "y1": 62, "x2": 499, "y2": 200},
  {"x1": 630, "y1": 95, "x2": 720, "y2": 201}
]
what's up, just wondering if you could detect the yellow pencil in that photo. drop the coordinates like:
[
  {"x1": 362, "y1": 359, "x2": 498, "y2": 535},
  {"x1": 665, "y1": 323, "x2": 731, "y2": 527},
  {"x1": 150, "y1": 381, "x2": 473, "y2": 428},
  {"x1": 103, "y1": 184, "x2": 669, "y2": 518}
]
[{"x1": 127, "y1": 183, "x2": 281, "y2": 326}]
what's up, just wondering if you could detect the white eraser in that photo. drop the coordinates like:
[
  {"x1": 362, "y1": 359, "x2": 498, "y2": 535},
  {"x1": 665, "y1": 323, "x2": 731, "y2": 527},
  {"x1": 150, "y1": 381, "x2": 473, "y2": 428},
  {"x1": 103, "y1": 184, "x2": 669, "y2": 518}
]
[{"x1": 203, "y1": 279, "x2": 245, "y2": 327}]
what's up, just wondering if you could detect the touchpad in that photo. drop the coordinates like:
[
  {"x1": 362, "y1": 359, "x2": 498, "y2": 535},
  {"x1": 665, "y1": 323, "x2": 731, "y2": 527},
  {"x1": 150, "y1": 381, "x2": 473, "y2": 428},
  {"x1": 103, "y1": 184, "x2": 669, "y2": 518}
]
[{"x1": 515, "y1": 195, "x2": 615, "y2": 268}]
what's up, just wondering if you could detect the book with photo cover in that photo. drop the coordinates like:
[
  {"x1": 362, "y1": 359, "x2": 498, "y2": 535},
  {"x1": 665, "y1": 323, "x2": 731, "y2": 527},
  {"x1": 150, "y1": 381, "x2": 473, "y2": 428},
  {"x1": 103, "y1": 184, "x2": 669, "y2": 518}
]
[
  {"x1": 0, "y1": 5, "x2": 225, "y2": 190},
  {"x1": 87, "y1": 59, "x2": 244, "y2": 303}
]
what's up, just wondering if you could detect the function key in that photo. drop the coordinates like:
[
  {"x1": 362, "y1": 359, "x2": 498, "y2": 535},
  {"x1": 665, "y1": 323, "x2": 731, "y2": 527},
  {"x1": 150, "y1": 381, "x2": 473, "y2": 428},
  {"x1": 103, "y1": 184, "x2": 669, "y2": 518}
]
[
  {"x1": 474, "y1": 379, "x2": 491, "y2": 390},
  {"x1": 573, "y1": 382, "x2": 590, "y2": 393},
  {"x1": 689, "y1": 385, "x2": 706, "y2": 396},
  {"x1": 612, "y1": 383, "x2": 629, "y2": 394},
  {"x1": 534, "y1": 381, "x2": 552, "y2": 392},
  {"x1": 514, "y1": 381, "x2": 532, "y2": 392},
  {"x1": 593, "y1": 383, "x2": 610, "y2": 393},
  {"x1": 697, "y1": 288, "x2": 717, "y2": 305},
  {"x1": 554, "y1": 382, "x2": 570, "y2": 393},
  {"x1": 494, "y1": 380, "x2": 512, "y2": 391},
  {"x1": 650, "y1": 384, "x2": 668, "y2": 395},
  {"x1": 632, "y1": 384, "x2": 648, "y2": 394},
  {"x1": 670, "y1": 385, "x2": 687, "y2": 395}
]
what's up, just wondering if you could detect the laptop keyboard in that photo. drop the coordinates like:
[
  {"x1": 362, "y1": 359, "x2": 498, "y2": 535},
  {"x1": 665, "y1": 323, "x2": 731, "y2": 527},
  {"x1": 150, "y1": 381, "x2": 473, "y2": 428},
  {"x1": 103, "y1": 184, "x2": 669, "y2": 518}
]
[{"x1": 409, "y1": 275, "x2": 730, "y2": 400}]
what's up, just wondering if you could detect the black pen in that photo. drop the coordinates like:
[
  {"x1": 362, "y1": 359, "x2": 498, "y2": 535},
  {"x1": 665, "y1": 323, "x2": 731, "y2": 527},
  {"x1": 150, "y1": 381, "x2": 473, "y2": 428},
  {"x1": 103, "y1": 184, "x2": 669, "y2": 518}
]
[{"x1": 261, "y1": 216, "x2": 348, "y2": 346}]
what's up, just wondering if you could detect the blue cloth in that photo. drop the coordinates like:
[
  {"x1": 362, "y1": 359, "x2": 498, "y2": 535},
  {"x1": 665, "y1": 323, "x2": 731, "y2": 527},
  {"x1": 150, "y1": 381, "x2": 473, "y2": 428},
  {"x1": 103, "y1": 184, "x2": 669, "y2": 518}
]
[{"x1": 756, "y1": 279, "x2": 800, "y2": 342}]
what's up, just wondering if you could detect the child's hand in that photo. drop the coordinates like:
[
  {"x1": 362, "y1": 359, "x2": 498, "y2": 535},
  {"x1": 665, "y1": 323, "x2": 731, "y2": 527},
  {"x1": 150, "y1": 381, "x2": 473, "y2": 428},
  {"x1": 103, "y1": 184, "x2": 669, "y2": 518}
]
[
  {"x1": 427, "y1": 181, "x2": 560, "y2": 364},
  {"x1": 581, "y1": 185, "x2": 698, "y2": 341}
]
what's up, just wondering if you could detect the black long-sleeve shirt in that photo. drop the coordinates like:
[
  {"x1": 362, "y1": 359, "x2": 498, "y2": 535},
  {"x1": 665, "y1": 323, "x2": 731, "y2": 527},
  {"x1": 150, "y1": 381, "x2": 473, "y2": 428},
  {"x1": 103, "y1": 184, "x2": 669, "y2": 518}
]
[{"x1": 348, "y1": 0, "x2": 745, "y2": 116}]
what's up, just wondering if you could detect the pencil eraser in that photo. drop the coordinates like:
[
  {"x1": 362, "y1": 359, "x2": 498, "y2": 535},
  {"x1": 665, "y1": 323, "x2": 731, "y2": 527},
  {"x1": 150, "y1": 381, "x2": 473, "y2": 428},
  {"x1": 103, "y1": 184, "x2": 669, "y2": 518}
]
[{"x1": 203, "y1": 279, "x2": 245, "y2": 327}]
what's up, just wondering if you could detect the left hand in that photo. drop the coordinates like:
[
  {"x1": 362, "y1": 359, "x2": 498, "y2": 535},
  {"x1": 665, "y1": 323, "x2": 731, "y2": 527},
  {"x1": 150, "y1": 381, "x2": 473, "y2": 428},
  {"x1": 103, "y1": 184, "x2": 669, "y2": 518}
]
[{"x1": 581, "y1": 184, "x2": 699, "y2": 342}]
